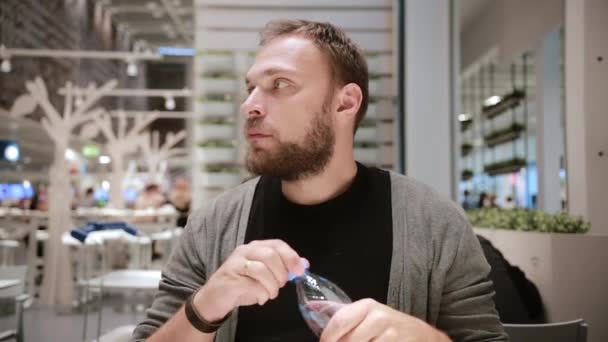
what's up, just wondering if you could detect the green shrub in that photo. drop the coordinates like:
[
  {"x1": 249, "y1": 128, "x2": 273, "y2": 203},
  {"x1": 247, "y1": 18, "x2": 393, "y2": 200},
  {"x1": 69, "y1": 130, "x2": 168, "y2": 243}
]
[{"x1": 467, "y1": 208, "x2": 590, "y2": 234}]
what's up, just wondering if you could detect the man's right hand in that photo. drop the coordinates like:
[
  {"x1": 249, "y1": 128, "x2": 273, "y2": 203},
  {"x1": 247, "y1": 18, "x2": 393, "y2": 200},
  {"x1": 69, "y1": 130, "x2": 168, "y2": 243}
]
[{"x1": 193, "y1": 239, "x2": 306, "y2": 322}]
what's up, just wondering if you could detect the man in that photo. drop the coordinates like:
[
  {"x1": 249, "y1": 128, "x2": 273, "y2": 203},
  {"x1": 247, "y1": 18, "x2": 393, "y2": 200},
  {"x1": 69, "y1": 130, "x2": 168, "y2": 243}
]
[{"x1": 133, "y1": 20, "x2": 507, "y2": 341}]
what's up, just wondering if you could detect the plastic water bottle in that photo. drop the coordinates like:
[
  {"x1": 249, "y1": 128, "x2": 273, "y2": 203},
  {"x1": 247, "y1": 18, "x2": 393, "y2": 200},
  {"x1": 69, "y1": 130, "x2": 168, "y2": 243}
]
[{"x1": 290, "y1": 265, "x2": 352, "y2": 337}]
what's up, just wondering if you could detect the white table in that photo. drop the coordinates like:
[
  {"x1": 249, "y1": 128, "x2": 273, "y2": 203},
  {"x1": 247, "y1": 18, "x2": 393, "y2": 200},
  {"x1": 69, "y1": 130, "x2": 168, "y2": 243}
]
[
  {"x1": 82, "y1": 270, "x2": 161, "y2": 341},
  {"x1": 0, "y1": 279, "x2": 20, "y2": 290},
  {"x1": 83, "y1": 270, "x2": 161, "y2": 290}
]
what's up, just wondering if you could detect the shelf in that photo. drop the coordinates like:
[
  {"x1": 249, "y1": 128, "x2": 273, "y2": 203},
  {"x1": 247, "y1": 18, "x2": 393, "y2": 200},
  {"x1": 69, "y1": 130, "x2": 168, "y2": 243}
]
[
  {"x1": 461, "y1": 144, "x2": 473, "y2": 157},
  {"x1": 484, "y1": 124, "x2": 525, "y2": 148},
  {"x1": 482, "y1": 90, "x2": 526, "y2": 119},
  {"x1": 198, "y1": 101, "x2": 236, "y2": 118},
  {"x1": 484, "y1": 158, "x2": 527, "y2": 176}
]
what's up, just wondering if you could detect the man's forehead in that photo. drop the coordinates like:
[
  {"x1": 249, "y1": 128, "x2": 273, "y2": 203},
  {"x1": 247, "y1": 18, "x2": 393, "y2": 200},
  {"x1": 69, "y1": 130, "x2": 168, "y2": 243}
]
[{"x1": 246, "y1": 35, "x2": 327, "y2": 80}]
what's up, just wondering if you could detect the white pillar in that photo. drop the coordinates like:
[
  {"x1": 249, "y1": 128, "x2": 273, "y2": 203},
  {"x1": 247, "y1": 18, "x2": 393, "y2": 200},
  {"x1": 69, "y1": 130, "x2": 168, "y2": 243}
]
[
  {"x1": 535, "y1": 29, "x2": 563, "y2": 213},
  {"x1": 565, "y1": 0, "x2": 608, "y2": 234},
  {"x1": 403, "y1": 0, "x2": 455, "y2": 199}
]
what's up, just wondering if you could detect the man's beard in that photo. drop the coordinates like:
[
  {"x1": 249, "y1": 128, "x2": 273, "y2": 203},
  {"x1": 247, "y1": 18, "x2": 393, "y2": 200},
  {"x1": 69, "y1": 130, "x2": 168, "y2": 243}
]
[{"x1": 245, "y1": 104, "x2": 335, "y2": 181}]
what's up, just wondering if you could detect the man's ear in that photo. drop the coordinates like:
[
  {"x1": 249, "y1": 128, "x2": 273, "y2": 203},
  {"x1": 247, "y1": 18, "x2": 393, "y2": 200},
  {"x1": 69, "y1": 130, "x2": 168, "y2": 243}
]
[{"x1": 336, "y1": 83, "x2": 363, "y2": 120}]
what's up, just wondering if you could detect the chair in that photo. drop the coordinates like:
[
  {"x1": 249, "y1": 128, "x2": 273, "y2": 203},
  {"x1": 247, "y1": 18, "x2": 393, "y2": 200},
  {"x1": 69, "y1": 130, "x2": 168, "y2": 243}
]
[
  {"x1": 0, "y1": 265, "x2": 29, "y2": 342},
  {"x1": 504, "y1": 319, "x2": 587, "y2": 342}
]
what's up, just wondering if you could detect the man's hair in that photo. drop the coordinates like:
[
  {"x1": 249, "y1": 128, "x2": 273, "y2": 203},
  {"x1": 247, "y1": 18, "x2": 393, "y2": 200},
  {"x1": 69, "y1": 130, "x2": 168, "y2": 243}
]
[{"x1": 260, "y1": 19, "x2": 369, "y2": 132}]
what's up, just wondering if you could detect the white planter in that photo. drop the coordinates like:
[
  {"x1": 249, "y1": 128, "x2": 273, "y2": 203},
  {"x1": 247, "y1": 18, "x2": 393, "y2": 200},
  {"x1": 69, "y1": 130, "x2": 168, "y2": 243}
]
[
  {"x1": 201, "y1": 172, "x2": 241, "y2": 188},
  {"x1": 366, "y1": 103, "x2": 378, "y2": 118},
  {"x1": 367, "y1": 55, "x2": 392, "y2": 75},
  {"x1": 197, "y1": 147, "x2": 237, "y2": 163},
  {"x1": 354, "y1": 148, "x2": 379, "y2": 164},
  {"x1": 474, "y1": 227, "x2": 608, "y2": 341},
  {"x1": 200, "y1": 54, "x2": 234, "y2": 73},
  {"x1": 199, "y1": 102, "x2": 236, "y2": 118},
  {"x1": 355, "y1": 127, "x2": 377, "y2": 142},
  {"x1": 369, "y1": 78, "x2": 394, "y2": 97},
  {"x1": 201, "y1": 78, "x2": 238, "y2": 95},
  {"x1": 198, "y1": 124, "x2": 236, "y2": 140}
]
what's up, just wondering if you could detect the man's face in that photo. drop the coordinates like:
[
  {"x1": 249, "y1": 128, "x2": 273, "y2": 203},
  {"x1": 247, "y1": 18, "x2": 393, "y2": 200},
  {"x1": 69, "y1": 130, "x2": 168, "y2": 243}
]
[{"x1": 242, "y1": 35, "x2": 336, "y2": 181}]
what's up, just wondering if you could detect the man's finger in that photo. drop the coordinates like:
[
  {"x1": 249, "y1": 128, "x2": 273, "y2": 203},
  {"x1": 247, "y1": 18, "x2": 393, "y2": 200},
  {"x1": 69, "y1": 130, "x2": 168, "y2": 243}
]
[{"x1": 320, "y1": 299, "x2": 373, "y2": 342}]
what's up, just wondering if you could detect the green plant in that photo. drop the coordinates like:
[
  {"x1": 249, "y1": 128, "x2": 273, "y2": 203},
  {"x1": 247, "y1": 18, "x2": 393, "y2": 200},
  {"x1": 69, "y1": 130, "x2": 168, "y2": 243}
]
[
  {"x1": 484, "y1": 123, "x2": 525, "y2": 143},
  {"x1": 198, "y1": 117, "x2": 234, "y2": 125},
  {"x1": 198, "y1": 140, "x2": 235, "y2": 148},
  {"x1": 204, "y1": 164, "x2": 240, "y2": 173},
  {"x1": 467, "y1": 208, "x2": 590, "y2": 234},
  {"x1": 461, "y1": 169, "x2": 474, "y2": 181},
  {"x1": 484, "y1": 158, "x2": 527, "y2": 175},
  {"x1": 461, "y1": 143, "x2": 473, "y2": 156},
  {"x1": 354, "y1": 142, "x2": 379, "y2": 148}
]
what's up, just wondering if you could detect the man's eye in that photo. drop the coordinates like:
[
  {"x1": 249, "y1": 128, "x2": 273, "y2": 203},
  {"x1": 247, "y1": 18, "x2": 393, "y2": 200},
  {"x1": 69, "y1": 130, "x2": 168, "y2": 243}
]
[{"x1": 273, "y1": 80, "x2": 289, "y2": 89}]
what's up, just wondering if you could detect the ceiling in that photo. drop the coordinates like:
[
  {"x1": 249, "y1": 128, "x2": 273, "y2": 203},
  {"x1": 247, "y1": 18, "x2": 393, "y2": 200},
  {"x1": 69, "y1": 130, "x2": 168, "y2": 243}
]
[
  {"x1": 459, "y1": 0, "x2": 491, "y2": 33},
  {"x1": 99, "y1": 0, "x2": 195, "y2": 48}
]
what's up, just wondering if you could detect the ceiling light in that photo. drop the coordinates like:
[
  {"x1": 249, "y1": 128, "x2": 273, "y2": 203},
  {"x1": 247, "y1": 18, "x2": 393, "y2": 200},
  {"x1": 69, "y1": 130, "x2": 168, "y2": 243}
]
[
  {"x1": 484, "y1": 95, "x2": 502, "y2": 107},
  {"x1": 99, "y1": 155, "x2": 111, "y2": 164},
  {"x1": 1, "y1": 58, "x2": 11, "y2": 73},
  {"x1": 164, "y1": 95, "x2": 176, "y2": 110},
  {"x1": 458, "y1": 114, "x2": 471, "y2": 122},
  {"x1": 126, "y1": 59, "x2": 138, "y2": 77},
  {"x1": 4, "y1": 144, "x2": 19, "y2": 162},
  {"x1": 64, "y1": 148, "x2": 76, "y2": 161},
  {"x1": 74, "y1": 94, "x2": 84, "y2": 107}
]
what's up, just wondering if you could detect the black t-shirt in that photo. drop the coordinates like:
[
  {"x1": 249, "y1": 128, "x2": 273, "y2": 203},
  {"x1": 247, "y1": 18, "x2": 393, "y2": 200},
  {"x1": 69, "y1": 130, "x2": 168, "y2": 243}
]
[{"x1": 234, "y1": 163, "x2": 393, "y2": 342}]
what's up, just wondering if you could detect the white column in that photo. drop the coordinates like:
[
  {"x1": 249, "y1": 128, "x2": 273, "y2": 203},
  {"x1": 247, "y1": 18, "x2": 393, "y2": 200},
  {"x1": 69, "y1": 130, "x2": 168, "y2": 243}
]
[
  {"x1": 565, "y1": 0, "x2": 608, "y2": 234},
  {"x1": 403, "y1": 0, "x2": 454, "y2": 199},
  {"x1": 535, "y1": 29, "x2": 563, "y2": 213}
]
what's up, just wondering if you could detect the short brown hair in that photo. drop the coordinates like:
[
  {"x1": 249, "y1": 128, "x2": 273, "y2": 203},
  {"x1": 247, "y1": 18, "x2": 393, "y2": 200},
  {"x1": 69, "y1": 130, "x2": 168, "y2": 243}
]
[{"x1": 260, "y1": 19, "x2": 369, "y2": 132}]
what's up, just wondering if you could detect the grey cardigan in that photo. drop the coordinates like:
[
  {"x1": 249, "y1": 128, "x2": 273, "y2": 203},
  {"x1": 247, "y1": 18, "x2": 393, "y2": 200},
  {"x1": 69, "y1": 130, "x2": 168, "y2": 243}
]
[{"x1": 133, "y1": 172, "x2": 508, "y2": 341}]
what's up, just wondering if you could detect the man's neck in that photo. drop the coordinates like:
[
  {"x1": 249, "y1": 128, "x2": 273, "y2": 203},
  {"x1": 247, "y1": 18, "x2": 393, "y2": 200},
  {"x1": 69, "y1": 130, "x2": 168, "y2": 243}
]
[{"x1": 281, "y1": 155, "x2": 357, "y2": 205}]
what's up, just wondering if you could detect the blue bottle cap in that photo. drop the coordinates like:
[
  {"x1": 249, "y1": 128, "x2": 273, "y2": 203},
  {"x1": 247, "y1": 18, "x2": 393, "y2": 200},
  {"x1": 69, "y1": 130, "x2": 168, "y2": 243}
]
[{"x1": 288, "y1": 258, "x2": 309, "y2": 281}]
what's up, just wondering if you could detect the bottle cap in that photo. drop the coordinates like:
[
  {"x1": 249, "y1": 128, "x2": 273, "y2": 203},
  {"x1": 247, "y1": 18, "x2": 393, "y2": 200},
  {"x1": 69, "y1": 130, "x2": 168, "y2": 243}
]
[{"x1": 288, "y1": 258, "x2": 309, "y2": 281}]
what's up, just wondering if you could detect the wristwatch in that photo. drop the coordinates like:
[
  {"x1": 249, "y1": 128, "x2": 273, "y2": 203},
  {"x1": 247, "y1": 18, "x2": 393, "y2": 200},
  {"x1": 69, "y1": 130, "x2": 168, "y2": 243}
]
[{"x1": 185, "y1": 290, "x2": 230, "y2": 333}]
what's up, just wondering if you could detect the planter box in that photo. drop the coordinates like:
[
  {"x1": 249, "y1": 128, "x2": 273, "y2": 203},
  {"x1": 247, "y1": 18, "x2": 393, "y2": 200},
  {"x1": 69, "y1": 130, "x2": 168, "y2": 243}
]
[
  {"x1": 369, "y1": 78, "x2": 394, "y2": 97},
  {"x1": 354, "y1": 147, "x2": 379, "y2": 164},
  {"x1": 201, "y1": 78, "x2": 238, "y2": 95},
  {"x1": 198, "y1": 124, "x2": 236, "y2": 140},
  {"x1": 474, "y1": 227, "x2": 608, "y2": 342},
  {"x1": 197, "y1": 147, "x2": 237, "y2": 163},
  {"x1": 199, "y1": 101, "x2": 236, "y2": 118},
  {"x1": 200, "y1": 172, "x2": 241, "y2": 188},
  {"x1": 367, "y1": 54, "x2": 392, "y2": 75},
  {"x1": 200, "y1": 54, "x2": 234, "y2": 74},
  {"x1": 366, "y1": 103, "x2": 378, "y2": 118},
  {"x1": 355, "y1": 127, "x2": 377, "y2": 142}
]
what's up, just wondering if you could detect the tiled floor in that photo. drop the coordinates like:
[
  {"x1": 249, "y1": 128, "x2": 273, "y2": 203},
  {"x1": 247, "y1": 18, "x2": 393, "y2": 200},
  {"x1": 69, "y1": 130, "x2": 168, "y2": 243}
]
[{"x1": 0, "y1": 294, "x2": 152, "y2": 342}]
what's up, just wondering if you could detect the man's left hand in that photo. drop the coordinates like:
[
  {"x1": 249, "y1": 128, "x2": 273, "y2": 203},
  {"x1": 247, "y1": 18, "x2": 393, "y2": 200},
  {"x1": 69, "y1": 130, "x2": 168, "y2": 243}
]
[{"x1": 320, "y1": 298, "x2": 451, "y2": 342}]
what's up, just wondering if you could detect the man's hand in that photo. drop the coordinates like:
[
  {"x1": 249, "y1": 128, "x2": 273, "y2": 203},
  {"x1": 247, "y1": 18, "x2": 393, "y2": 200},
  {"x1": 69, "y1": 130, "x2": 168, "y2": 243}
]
[
  {"x1": 193, "y1": 239, "x2": 306, "y2": 322},
  {"x1": 320, "y1": 299, "x2": 452, "y2": 342}
]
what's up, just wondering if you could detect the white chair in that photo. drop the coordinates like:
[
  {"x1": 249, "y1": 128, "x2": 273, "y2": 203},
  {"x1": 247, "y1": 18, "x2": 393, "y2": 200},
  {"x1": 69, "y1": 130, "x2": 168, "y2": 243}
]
[
  {"x1": 0, "y1": 266, "x2": 28, "y2": 342},
  {"x1": 504, "y1": 319, "x2": 587, "y2": 342}
]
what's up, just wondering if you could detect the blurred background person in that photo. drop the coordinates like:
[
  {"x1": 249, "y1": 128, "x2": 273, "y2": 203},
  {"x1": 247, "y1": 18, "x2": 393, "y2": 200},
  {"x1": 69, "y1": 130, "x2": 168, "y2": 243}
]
[{"x1": 169, "y1": 178, "x2": 191, "y2": 227}]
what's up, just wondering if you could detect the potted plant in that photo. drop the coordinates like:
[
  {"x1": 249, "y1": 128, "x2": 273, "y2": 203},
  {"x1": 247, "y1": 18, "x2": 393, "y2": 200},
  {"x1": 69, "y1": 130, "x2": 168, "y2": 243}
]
[
  {"x1": 201, "y1": 164, "x2": 241, "y2": 188},
  {"x1": 483, "y1": 157, "x2": 527, "y2": 176},
  {"x1": 467, "y1": 208, "x2": 590, "y2": 234},
  {"x1": 461, "y1": 169, "x2": 474, "y2": 181},
  {"x1": 198, "y1": 117, "x2": 236, "y2": 140},
  {"x1": 197, "y1": 140, "x2": 237, "y2": 163},
  {"x1": 484, "y1": 123, "x2": 525, "y2": 147},
  {"x1": 482, "y1": 89, "x2": 526, "y2": 119},
  {"x1": 461, "y1": 143, "x2": 473, "y2": 157},
  {"x1": 353, "y1": 141, "x2": 379, "y2": 164}
]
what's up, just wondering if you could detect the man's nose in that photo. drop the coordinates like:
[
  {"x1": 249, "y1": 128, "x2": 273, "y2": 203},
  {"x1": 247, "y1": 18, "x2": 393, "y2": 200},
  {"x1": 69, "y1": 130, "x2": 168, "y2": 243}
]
[{"x1": 240, "y1": 88, "x2": 266, "y2": 119}]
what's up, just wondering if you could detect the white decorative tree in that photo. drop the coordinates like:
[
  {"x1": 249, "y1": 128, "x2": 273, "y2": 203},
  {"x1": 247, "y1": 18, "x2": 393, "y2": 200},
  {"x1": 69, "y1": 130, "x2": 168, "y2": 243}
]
[
  {"x1": 10, "y1": 77, "x2": 117, "y2": 306},
  {"x1": 139, "y1": 130, "x2": 187, "y2": 185},
  {"x1": 93, "y1": 111, "x2": 159, "y2": 208}
]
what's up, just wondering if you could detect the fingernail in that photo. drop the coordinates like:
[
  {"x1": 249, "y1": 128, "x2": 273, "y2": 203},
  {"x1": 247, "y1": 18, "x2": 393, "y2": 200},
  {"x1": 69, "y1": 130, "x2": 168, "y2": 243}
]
[{"x1": 288, "y1": 258, "x2": 309, "y2": 281}]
